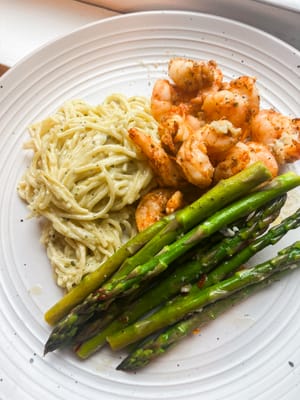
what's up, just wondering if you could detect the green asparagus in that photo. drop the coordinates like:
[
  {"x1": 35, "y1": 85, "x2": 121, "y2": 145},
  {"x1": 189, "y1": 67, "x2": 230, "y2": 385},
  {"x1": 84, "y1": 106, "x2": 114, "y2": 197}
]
[
  {"x1": 107, "y1": 241, "x2": 300, "y2": 351},
  {"x1": 75, "y1": 195, "x2": 285, "y2": 359},
  {"x1": 44, "y1": 172, "x2": 300, "y2": 355},
  {"x1": 117, "y1": 270, "x2": 289, "y2": 371},
  {"x1": 73, "y1": 237, "x2": 221, "y2": 350},
  {"x1": 73, "y1": 283, "x2": 153, "y2": 345},
  {"x1": 45, "y1": 162, "x2": 271, "y2": 326},
  {"x1": 108, "y1": 163, "x2": 271, "y2": 282},
  {"x1": 201, "y1": 205, "x2": 300, "y2": 288},
  {"x1": 97, "y1": 172, "x2": 299, "y2": 301}
]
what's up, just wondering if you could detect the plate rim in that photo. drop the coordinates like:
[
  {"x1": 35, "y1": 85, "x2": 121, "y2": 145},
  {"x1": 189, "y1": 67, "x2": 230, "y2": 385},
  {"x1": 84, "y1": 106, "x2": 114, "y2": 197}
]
[{"x1": 0, "y1": 9, "x2": 299, "y2": 88}]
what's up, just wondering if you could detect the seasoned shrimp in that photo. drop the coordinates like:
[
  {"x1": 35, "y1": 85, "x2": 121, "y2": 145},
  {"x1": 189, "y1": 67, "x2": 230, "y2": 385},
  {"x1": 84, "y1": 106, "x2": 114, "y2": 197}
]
[
  {"x1": 199, "y1": 120, "x2": 242, "y2": 164},
  {"x1": 151, "y1": 58, "x2": 223, "y2": 122},
  {"x1": 158, "y1": 109, "x2": 204, "y2": 155},
  {"x1": 168, "y1": 57, "x2": 223, "y2": 94},
  {"x1": 128, "y1": 128, "x2": 186, "y2": 187},
  {"x1": 226, "y1": 75, "x2": 260, "y2": 120},
  {"x1": 176, "y1": 134, "x2": 214, "y2": 188},
  {"x1": 202, "y1": 76, "x2": 260, "y2": 136},
  {"x1": 151, "y1": 79, "x2": 202, "y2": 122},
  {"x1": 251, "y1": 109, "x2": 300, "y2": 164},
  {"x1": 135, "y1": 188, "x2": 185, "y2": 231},
  {"x1": 150, "y1": 79, "x2": 179, "y2": 122},
  {"x1": 214, "y1": 141, "x2": 278, "y2": 182}
]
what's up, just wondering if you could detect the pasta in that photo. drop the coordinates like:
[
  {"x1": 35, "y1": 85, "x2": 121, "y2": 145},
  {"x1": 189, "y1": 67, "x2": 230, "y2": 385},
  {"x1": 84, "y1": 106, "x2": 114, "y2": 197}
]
[{"x1": 18, "y1": 94, "x2": 158, "y2": 290}]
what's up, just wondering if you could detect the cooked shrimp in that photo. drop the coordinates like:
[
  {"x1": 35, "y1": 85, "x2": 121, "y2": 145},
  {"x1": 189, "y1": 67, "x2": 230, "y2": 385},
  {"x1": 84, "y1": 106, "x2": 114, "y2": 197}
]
[
  {"x1": 199, "y1": 120, "x2": 242, "y2": 164},
  {"x1": 165, "y1": 190, "x2": 185, "y2": 214},
  {"x1": 168, "y1": 57, "x2": 223, "y2": 94},
  {"x1": 150, "y1": 79, "x2": 179, "y2": 122},
  {"x1": 226, "y1": 75, "x2": 260, "y2": 120},
  {"x1": 176, "y1": 134, "x2": 214, "y2": 188},
  {"x1": 158, "y1": 118, "x2": 242, "y2": 186},
  {"x1": 151, "y1": 58, "x2": 223, "y2": 122},
  {"x1": 202, "y1": 76, "x2": 260, "y2": 136},
  {"x1": 168, "y1": 57, "x2": 223, "y2": 113},
  {"x1": 151, "y1": 79, "x2": 202, "y2": 123},
  {"x1": 128, "y1": 128, "x2": 186, "y2": 187},
  {"x1": 158, "y1": 109, "x2": 204, "y2": 155},
  {"x1": 135, "y1": 188, "x2": 185, "y2": 231},
  {"x1": 251, "y1": 109, "x2": 300, "y2": 164},
  {"x1": 214, "y1": 141, "x2": 278, "y2": 182}
]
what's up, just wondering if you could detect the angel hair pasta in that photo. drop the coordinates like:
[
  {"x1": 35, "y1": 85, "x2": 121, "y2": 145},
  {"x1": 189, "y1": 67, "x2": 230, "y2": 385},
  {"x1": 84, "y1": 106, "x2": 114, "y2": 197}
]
[{"x1": 18, "y1": 94, "x2": 158, "y2": 291}]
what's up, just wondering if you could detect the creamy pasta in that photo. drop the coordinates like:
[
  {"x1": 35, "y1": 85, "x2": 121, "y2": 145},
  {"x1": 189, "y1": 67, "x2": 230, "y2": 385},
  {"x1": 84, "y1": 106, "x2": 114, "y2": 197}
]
[{"x1": 18, "y1": 94, "x2": 158, "y2": 290}]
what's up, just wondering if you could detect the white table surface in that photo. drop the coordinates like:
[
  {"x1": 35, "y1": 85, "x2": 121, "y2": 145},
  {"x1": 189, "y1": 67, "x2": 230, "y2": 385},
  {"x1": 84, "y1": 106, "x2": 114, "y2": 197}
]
[
  {"x1": 0, "y1": 0, "x2": 118, "y2": 68},
  {"x1": 0, "y1": 0, "x2": 299, "y2": 70}
]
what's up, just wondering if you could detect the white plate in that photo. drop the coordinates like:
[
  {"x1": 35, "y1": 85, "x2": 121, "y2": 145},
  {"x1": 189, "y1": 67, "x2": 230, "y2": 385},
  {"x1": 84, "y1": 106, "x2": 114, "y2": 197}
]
[{"x1": 0, "y1": 10, "x2": 300, "y2": 400}]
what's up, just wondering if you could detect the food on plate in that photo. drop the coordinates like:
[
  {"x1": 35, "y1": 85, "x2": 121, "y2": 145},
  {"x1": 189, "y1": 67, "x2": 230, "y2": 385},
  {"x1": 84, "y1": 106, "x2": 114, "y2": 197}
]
[
  {"x1": 116, "y1": 246, "x2": 299, "y2": 371},
  {"x1": 108, "y1": 239, "x2": 300, "y2": 352},
  {"x1": 75, "y1": 194, "x2": 286, "y2": 359},
  {"x1": 17, "y1": 95, "x2": 158, "y2": 290},
  {"x1": 116, "y1": 272, "x2": 286, "y2": 371},
  {"x1": 214, "y1": 141, "x2": 279, "y2": 181},
  {"x1": 202, "y1": 75, "x2": 260, "y2": 136},
  {"x1": 17, "y1": 55, "x2": 300, "y2": 370},
  {"x1": 44, "y1": 167, "x2": 300, "y2": 355},
  {"x1": 134, "y1": 188, "x2": 185, "y2": 232},
  {"x1": 133, "y1": 57, "x2": 300, "y2": 195},
  {"x1": 44, "y1": 162, "x2": 271, "y2": 326},
  {"x1": 251, "y1": 109, "x2": 300, "y2": 164},
  {"x1": 128, "y1": 127, "x2": 186, "y2": 188}
]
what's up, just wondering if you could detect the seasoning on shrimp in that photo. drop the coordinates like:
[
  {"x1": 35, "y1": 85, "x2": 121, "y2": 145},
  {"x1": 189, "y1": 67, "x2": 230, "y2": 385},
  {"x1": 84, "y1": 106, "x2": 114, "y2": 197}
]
[
  {"x1": 176, "y1": 135, "x2": 214, "y2": 188},
  {"x1": 151, "y1": 57, "x2": 223, "y2": 122},
  {"x1": 135, "y1": 188, "x2": 185, "y2": 231},
  {"x1": 214, "y1": 141, "x2": 279, "y2": 182},
  {"x1": 129, "y1": 56, "x2": 300, "y2": 211},
  {"x1": 128, "y1": 128, "x2": 186, "y2": 188},
  {"x1": 202, "y1": 76, "x2": 260, "y2": 139},
  {"x1": 251, "y1": 109, "x2": 300, "y2": 164}
]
